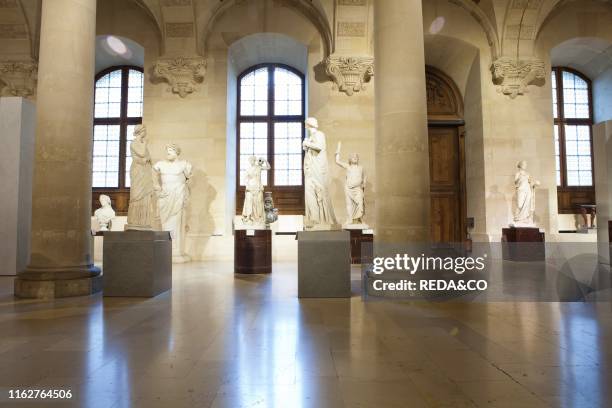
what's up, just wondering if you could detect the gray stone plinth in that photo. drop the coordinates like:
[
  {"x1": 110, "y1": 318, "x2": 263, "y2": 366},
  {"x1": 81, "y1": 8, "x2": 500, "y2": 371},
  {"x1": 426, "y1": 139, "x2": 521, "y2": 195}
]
[
  {"x1": 297, "y1": 230, "x2": 351, "y2": 298},
  {"x1": 103, "y1": 231, "x2": 172, "y2": 297}
]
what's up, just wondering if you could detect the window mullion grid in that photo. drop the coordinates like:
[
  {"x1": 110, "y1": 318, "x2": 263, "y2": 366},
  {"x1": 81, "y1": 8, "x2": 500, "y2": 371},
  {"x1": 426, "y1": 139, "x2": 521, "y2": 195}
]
[
  {"x1": 118, "y1": 68, "x2": 129, "y2": 190},
  {"x1": 268, "y1": 66, "x2": 275, "y2": 188},
  {"x1": 555, "y1": 68, "x2": 568, "y2": 188}
]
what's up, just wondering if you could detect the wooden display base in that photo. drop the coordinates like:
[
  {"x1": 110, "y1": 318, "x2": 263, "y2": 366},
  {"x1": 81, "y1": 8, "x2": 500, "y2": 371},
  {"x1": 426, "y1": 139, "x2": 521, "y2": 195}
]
[
  {"x1": 346, "y1": 229, "x2": 374, "y2": 264},
  {"x1": 234, "y1": 229, "x2": 272, "y2": 274},
  {"x1": 502, "y1": 227, "x2": 545, "y2": 262}
]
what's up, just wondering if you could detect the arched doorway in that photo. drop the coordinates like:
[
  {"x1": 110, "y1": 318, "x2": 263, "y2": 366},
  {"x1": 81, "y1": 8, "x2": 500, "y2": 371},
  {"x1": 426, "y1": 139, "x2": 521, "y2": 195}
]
[{"x1": 426, "y1": 66, "x2": 467, "y2": 243}]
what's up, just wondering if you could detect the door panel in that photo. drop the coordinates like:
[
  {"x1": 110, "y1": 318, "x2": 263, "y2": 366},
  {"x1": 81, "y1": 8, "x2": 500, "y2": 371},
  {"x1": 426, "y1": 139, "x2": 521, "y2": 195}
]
[{"x1": 428, "y1": 126, "x2": 465, "y2": 243}]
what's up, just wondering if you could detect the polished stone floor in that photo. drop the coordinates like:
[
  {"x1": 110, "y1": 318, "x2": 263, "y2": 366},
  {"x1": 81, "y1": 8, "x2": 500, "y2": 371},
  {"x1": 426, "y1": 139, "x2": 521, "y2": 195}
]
[{"x1": 0, "y1": 262, "x2": 611, "y2": 407}]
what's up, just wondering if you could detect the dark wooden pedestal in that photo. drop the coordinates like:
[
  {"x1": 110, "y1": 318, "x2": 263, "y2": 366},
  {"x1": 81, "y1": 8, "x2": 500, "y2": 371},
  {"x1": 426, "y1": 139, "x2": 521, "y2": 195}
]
[
  {"x1": 502, "y1": 227, "x2": 545, "y2": 262},
  {"x1": 234, "y1": 229, "x2": 272, "y2": 274},
  {"x1": 347, "y1": 229, "x2": 374, "y2": 264}
]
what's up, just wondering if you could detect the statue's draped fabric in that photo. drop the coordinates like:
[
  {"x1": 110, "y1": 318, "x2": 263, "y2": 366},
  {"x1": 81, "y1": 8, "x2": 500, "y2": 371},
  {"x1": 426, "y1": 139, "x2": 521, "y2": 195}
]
[
  {"x1": 304, "y1": 129, "x2": 337, "y2": 226},
  {"x1": 345, "y1": 166, "x2": 365, "y2": 221},
  {"x1": 242, "y1": 159, "x2": 270, "y2": 225},
  {"x1": 127, "y1": 140, "x2": 154, "y2": 230},
  {"x1": 154, "y1": 160, "x2": 192, "y2": 257},
  {"x1": 514, "y1": 170, "x2": 535, "y2": 225}
]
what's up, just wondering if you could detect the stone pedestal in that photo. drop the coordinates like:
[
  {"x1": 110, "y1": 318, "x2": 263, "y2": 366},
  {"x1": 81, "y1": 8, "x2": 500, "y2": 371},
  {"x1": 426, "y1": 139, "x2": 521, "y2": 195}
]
[
  {"x1": 346, "y1": 228, "x2": 374, "y2": 264},
  {"x1": 15, "y1": 0, "x2": 100, "y2": 298},
  {"x1": 502, "y1": 227, "x2": 545, "y2": 262},
  {"x1": 0, "y1": 97, "x2": 35, "y2": 276},
  {"x1": 103, "y1": 231, "x2": 172, "y2": 297},
  {"x1": 234, "y1": 229, "x2": 272, "y2": 274},
  {"x1": 297, "y1": 230, "x2": 351, "y2": 298}
]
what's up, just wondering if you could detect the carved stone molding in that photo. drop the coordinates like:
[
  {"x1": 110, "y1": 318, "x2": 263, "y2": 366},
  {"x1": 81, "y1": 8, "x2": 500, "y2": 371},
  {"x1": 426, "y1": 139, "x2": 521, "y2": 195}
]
[
  {"x1": 0, "y1": 60, "x2": 37, "y2": 97},
  {"x1": 153, "y1": 57, "x2": 206, "y2": 98},
  {"x1": 325, "y1": 55, "x2": 373, "y2": 96},
  {"x1": 491, "y1": 57, "x2": 546, "y2": 99}
]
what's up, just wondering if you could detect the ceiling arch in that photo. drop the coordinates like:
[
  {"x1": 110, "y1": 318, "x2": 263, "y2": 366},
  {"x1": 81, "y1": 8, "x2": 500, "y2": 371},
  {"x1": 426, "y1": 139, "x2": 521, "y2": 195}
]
[
  {"x1": 447, "y1": 0, "x2": 501, "y2": 59},
  {"x1": 197, "y1": 0, "x2": 333, "y2": 57}
]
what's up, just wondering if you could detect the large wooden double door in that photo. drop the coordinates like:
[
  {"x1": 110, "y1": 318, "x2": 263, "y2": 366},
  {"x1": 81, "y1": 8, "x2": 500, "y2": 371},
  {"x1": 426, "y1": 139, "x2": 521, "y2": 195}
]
[{"x1": 425, "y1": 67, "x2": 466, "y2": 244}]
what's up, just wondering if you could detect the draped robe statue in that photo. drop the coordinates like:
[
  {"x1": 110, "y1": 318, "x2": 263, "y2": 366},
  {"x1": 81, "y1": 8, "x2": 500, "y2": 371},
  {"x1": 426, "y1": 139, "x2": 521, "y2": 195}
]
[
  {"x1": 242, "y1": 156, "x2": 270, "y2": 227},
  {"x1": 154, "y1": 144, "x2": 193, "y2": 263},
  {"x1": 303, "y1": 117, "x2": 337, "y2": 229},
  {"x1": 126, "y1": 125, "x2": 156, "y2": 231},
  {"x1": 335, "y1": 142, "x2": 366, "y2": 227},
  {"x1": 513, "y1": 160, "x2": 540, "y2": 227}
]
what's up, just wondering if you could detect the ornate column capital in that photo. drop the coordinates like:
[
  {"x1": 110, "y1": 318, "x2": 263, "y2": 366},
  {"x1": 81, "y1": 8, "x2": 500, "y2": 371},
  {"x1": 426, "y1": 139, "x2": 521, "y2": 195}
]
[
  {"x1": 152, "y1": 57, "x2": 207, "y2": 98},
  {"x1": 325, "y1": 55, "x2": 374, "y2": 96},
  {"x1": 491, "y1": 57, "x2": 546, "y2": 99},
  {"x1": 0, "y1": 60, "x2": 37, "y2": 98}
]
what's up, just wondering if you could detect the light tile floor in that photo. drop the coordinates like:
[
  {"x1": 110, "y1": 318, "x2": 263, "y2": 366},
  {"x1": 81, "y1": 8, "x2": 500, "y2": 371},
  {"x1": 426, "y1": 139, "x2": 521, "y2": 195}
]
[{"x1": 0, "y1": 261, "x2": 610, "y2": 407}]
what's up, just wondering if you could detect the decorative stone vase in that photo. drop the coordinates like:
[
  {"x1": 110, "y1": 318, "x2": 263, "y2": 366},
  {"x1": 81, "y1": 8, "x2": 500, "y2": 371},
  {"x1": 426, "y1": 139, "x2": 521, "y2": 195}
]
[{"x1": 264, "y1": 192, "x2": 278, "y2": 225}]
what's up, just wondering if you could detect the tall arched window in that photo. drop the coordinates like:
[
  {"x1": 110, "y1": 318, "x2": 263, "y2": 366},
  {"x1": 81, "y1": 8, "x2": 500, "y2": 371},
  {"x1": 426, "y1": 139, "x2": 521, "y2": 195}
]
[
  {"x1": 237, "y1": 64, "x2": 305, "y2": 213},
  {"x1": 551, "y1": 67, "x2": 595, "y2": 213},
  {"x1": 92, "y1": 66, "x2": 144, "y2": 214}
]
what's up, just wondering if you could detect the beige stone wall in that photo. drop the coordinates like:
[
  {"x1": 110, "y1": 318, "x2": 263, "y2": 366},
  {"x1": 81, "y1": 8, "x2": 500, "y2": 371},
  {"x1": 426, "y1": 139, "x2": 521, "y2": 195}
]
[{"x1": 6, "y1": 0, "x2": 612, "y2": 261}]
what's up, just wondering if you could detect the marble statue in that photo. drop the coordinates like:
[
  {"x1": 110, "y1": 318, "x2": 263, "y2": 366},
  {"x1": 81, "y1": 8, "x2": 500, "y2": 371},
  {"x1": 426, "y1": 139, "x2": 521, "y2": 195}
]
[
  {"x1": 264, "y1": 192, "x2": 279, "y2": 225},
  {"x1": 303, "y1": 117, "x2": 338, "y2": 229},
  {"x1": 94, "y1": 194, "x2": 115, "y2": 231},
  {"x1": 335, "y1": 142, "x2": 367, "y2": 228},
  {"x1": 126, "y1": 125, "x2": 156, "y2": 231},
  {"x1": 154, "y1": 143, "x2": 193, "y2": 263},
  {"x1": 513, "y1": 160, "x2": 540, "y2": 227},
  {"x1": 241, "y1": 156, "x2": 270, "y2": 228}
]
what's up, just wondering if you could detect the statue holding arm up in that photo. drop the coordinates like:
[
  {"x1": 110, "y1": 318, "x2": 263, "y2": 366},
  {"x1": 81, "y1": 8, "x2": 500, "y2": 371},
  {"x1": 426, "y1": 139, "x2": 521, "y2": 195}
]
[{"x1": 335, "y1": 142, "x2": 366, "y2": 227}]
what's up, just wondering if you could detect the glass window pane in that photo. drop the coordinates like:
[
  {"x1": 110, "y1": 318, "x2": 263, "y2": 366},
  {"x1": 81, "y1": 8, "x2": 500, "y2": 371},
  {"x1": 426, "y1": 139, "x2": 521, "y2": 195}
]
[
  {"x1": 564, "y1": 124, "x2": 593, "y2": 186},
  {"x1": 562, "y1": 70, "x2": 590, "y2": 119},
  {"x1": 551, "y1": 71, "x2": 558, "y2": 119},
  {"x1": 274, "y1": 67, "x2": 302, "y2": 116},
  {"x1": 94, "y1": 69, "x2": 123, "y2": 119},
  {"x1": 239, "y1": 67, "x2": 268, "y2": 116},
  {"x1": 92, "y1": 125, "x2": 121, "y2": 188},
  {"x1": 239, "y1": 122, "x2": 268, "y2": 186},
  {"x1": 273, "y1": 121, "x2": 303, "y2": 186}
]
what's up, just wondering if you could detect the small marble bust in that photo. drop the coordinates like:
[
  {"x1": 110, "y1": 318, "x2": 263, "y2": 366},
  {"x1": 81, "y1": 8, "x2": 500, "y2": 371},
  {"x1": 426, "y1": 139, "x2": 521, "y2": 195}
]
[{"x1": 94, "y1": 194, "x2": 116, "y2": 231}]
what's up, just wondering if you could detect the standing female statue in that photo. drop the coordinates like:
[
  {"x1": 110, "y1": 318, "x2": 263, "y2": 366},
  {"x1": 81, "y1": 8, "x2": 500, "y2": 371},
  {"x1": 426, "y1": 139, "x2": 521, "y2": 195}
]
[
  {"x1": 126, "y1": 125, "x2": 155, "y2": 231},
  {"x1": 303, "y1": 117, "x2": 337, "y2": 229},
  {"x1": 513, "y1": 160, "x2": 540, "y2": 227},
  {"x1": 242, "y1": 156, "x2": 271, "y2": 227},
  {"x1": 154, "y1": 143, "x2": 193, "y2": 262}
]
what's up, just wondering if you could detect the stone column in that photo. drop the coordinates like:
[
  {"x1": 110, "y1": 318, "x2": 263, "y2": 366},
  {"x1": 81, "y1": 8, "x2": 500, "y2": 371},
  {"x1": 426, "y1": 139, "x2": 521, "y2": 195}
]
[
  {"x1": 374, "y1": 0, "x2": 430, "y2": 243},
  {"x1": 14, "y1": 0, "x2": 101, "y2": 298}
]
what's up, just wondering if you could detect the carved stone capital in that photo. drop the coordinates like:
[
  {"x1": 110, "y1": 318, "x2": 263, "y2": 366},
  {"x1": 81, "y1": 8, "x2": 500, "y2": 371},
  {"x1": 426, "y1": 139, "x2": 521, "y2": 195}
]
[
  {"x1": 0, "y1": 60, "x2": 37, "y2": 98},
  {"x1": 325, "y1": 55, "x2": 374, "y2": 96},
  {"x1": 491, "y1": 57, "x2": 546, "y2": 99},
  {"x1": 153, "y1": 57, "x2": 206, "y2": 98}
]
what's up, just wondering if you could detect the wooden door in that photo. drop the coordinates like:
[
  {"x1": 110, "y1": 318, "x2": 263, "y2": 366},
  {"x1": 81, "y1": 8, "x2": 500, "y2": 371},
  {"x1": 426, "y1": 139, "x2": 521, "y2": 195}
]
[{"x1": 428, "y1": 126, "x2": 466, "y2": 243}]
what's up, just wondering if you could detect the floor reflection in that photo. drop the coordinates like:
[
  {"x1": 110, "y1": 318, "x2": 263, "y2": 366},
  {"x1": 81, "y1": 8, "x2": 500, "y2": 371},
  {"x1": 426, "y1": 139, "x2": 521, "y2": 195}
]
[{"x1": 0, "y1": 260, "x2": 610, "y2": 407}]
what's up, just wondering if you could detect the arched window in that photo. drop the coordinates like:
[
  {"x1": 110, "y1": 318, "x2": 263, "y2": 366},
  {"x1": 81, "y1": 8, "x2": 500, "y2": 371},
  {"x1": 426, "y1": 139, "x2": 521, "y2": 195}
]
[
  {"x1": 237, "y1": 64, "x2": 305, "y2": 213},
  {"x1": 92, "y1": 66, "x2": 143, "y2": 213},
  {"x1": 551, "y1": 67, "x2": 595, "y2": 213}
]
